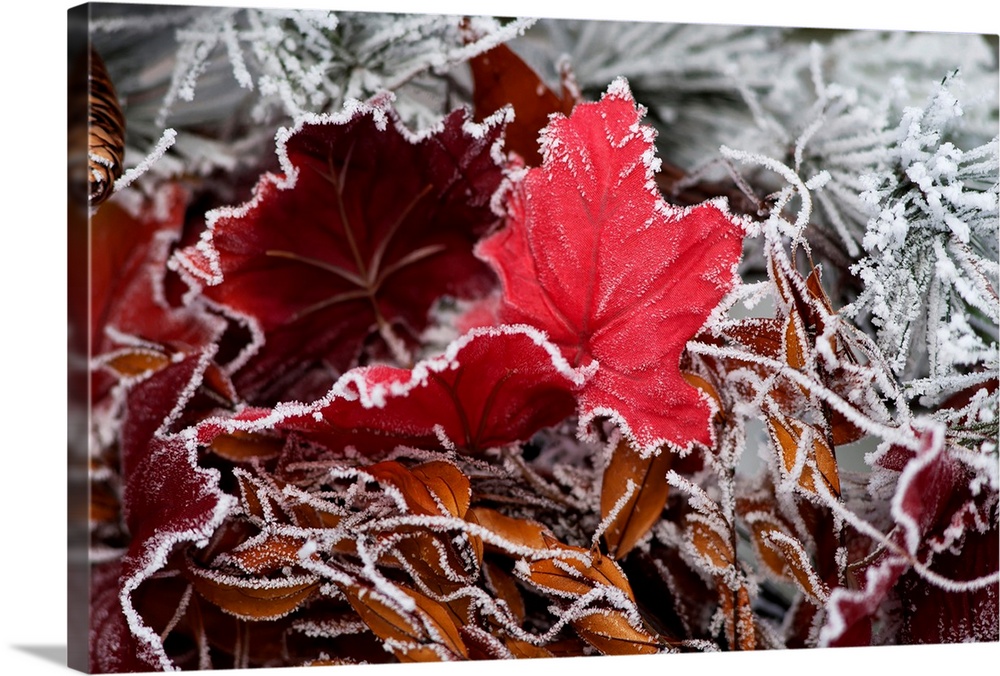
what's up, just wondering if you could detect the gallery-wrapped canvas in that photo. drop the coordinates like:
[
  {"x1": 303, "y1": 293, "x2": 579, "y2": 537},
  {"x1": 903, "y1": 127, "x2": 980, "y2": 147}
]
[{"x1": 68, "y1": 2, "x2": 999, "y2": 673}]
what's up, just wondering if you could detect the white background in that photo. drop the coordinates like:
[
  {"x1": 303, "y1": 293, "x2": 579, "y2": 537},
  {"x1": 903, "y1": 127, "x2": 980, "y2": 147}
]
[{"x1": 2, "y1": 0, "x2": 997, "y2": 674}]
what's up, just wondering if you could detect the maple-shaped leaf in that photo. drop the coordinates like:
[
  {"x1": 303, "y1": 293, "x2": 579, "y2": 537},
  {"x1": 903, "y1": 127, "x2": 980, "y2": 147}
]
[
  {"x1": 174, "y1": 95, "x2": 508, "y2": 401},
  {"x1": 476, "y1": 78, "x2": 745, "y2": 455}
]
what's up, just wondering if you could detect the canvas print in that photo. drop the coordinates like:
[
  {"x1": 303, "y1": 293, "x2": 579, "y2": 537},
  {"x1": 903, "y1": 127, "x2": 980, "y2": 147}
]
[{"x1": 67, "y1": 2, "x2": 999, "y2": 672}]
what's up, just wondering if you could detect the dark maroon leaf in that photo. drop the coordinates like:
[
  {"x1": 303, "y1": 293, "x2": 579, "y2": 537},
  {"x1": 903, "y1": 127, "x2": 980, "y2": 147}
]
[
  {"x1": 174, "y1": 95, "x2": 509, "y2": 401},
  {"x1": 116, "y1": 353, "x2": 236, "y2": 670}
]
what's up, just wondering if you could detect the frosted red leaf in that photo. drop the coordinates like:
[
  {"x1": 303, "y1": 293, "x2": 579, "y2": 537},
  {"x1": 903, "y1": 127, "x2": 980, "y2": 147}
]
[
  {"x1": 194, "y1": 326, "x2": 591, "y2": 457},
  {"x1": 115, "y1": 352, "x2": 236, "y2": 670},
  {"x1": 821, "y1": 424, "x2": 998, "y2": 646},
  {"x1": 91, "y1": 184, "x2": 227, "y2": 401},
  {"x1": 173, "y1": 95, "x2": 508, "y2": 401},
  {"x1": 476, "y1": 79, "x2": 745, "y2": 455}
]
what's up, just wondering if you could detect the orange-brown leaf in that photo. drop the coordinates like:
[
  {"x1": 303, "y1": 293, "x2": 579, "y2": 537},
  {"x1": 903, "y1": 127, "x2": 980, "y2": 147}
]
[
  {"x1": 341, "y1": 583, "x2": 468, "y2": 662},
  {"x1": 572, "y1": 610, "x2": 661, "y2": 655},
  {"x1": 719, "y1": 317, "x2": 784, "y2": 358},
  {"x1": 805, "y1": 266, "x2": 835, "y2": 315},
  {"x1": 767, "y1": 415, "x2": 841, "y2": 497},
  {"x1": 467, "y1": 506, "x2": 549, "y2": 551},
  {"x1": 831, "y1": 408, "x2": 866, "y2": 446},
  {"x1": 600, "y1": 438, "x2": 672, "y2": 559},
  {"x1": 188, "y1": 568, "x2": 319, "y2": 620},
  {"x1": 409, "y1": 460, "x2": 471, "y2": 517},
  {"x1": 682, "y1": 371, "x2": 724, "y2": 421},
  {"x1": 209, "y1": 431, "x2": 284, "y2": 462},
  {"x1": 228, "y1": 533, "x2": 308, "y2": 575},
  {"x1": 716, "y1": 581, "x2": 757, "y2": 650},
  {"x1": 759, "y1": 529, "x2": 830, "y2": 604},
  {"x1": 688, "y1": 513, "x2": 733, "y2": 571},
  {"x1": 526, "y1": 544, "x2": 636, "y2": 601},
  {"x1": 783, "y1": 307, "x2": 808, "y2": 371},
  {"x1": 743, "y1": 511, "x2": 789, "y2": 578},
  {"x1": 366, "y1": 460, "x2": 470, "y2": 517},
  {"x1": 505, "y1": 638, "x2": 555, "y2": 659},
  {"x1": 103, "y1": 348, "x2": 171, "y2": 377},
  {"x1": 404, "y1": 586, "x2": 470, "y2": 659},
  {"x1": 201, "y1": 362, "x2": 237, "y2": 404},
  {"x1": 234, "y1": 470, "x2": 279, "y2": 521},
  {"x1": 482, "y1": 560, "x2": 526, "y2": 622},
  {"x1": 388, "y1": 528, "x2": 478, "y2": 605}
]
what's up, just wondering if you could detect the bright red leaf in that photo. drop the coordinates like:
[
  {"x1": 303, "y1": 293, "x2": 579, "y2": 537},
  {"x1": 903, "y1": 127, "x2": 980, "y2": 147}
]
[
  {"x1": 476, "y1": 79, "x2": 745, "y2": 455},
  {"x1": 173, "y1": 95, "x2": 509, "y2": 401},
  {"x1": 195, "y1": 326, "x2": 592, "y2": 457}
]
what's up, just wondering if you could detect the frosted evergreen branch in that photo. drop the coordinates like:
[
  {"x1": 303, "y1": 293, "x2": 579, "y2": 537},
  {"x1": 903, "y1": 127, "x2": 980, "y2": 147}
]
[{"x1": 113, "y1": 128, "x2": 178, "y2": 193}]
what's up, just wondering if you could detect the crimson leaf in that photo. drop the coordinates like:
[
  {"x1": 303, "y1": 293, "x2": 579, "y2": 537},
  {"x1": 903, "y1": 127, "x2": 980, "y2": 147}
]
[
  {"x1": 116, "y1": 351, "x2": 236, "y2": 670},
  {"x1": 195, "y1": 326, "x2": 591, "y2": 457}
]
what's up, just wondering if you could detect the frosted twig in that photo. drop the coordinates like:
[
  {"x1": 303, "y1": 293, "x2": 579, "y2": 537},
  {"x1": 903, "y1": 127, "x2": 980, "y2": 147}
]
[
  {"x1": 687, "y1": 341, "x2": 915, "y2": 448},
  {"x1": 721, "y1": 145, "x2": 814, "y2": 236},
  {"x1": 113, "y1": 128, "x2": 178, "y2": 193}
]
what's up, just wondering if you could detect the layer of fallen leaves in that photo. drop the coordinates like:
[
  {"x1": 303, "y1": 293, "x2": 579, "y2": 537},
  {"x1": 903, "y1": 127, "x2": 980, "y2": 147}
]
[{"x1": 87, "y1": 35, "x2": 998, "y2": 673}]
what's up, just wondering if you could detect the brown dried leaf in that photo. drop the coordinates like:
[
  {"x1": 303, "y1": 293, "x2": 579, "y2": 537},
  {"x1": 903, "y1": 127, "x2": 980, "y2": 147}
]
[
  {"x1": 805, "y1": 266, "x2": 835, "y2": 315},
  {"x1": 209, "y1": 431, "x2": 284, "y2": 462},
  {"x1": 468, "y1": 42, "x2": 577, "y2": 166},
  {"x1": 759, "y1": 529, "x2": 830, "y2": 604},
  {"x1": 600, "y1": 438, "x2": 672, "y2": 559},
  {"x1": 718, "y1": 317, "x2": 783, "y2": 358},
  {"x1": 505, "y1": 638, "x2": 555, "y2": 659},
  {"x1": 466, "y1": 506, "x2": 549, "y2": 551},
  {"x1": 482, "y1": 559, "x2": 526, "y2": 622},
  {"x1": 572, "y1": 610, "x2": 662, "y2": 655},
  {"x1": 409, "y1": 461, "x2": 471, "y2": 517},
  {"x1": 783, "y1": 307, "x2": 808, "y2": 371},
  {"x1": 228, "y1": 533, "x2": 308, "y2": 575},
  {"x1": 831, "y1": 408, "x2": 866, "y2": 446},
  {"x1": 682, "y1": 371, "x2": 724, "y2": 421},
  {"x1": 366, "y1": 460, "x2": 470, "y2": 517},
  {"x1": 388, "y1": 528, "x2": 479, "y2": 621},
  {"x1": 234, "y1": 470, "x2": 281, "y2": 521},
  {"x1": 102, "y1": 348, "x2": 171, "y2": 377},
  {"x1": 688, "y1": 513, "x2": 734, "y2": 571},
  {"x1": 341, "y1": 583, "x2": 468, "y2": 662},
  {"x1": 455, "y1": 509, "x2": 485, "y2": 571},
  {"x1": 201, "y1": 362, "x2": 238, "y2": 404},
  {"x1": 742, "y1": 511, "x2": 789, "y2": 578},
  {"x1": 526, "y1": 544, "x2": 636, "y2": 601},
  {"x1": 716, "y1": 581, "x2": 757, "y2": 650},
  {"x1": 187, "y1": 567, "x2": 319, "y2": 620},
  {"x1": 803, "y1": 265, "x2": 846, "y2": 359},
  {"x1": 289, "y1": 501, "x2": 343, "y2": 529},
  {"x1": 767, "y1": 415, "x2": 841, "y2": 497}
]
